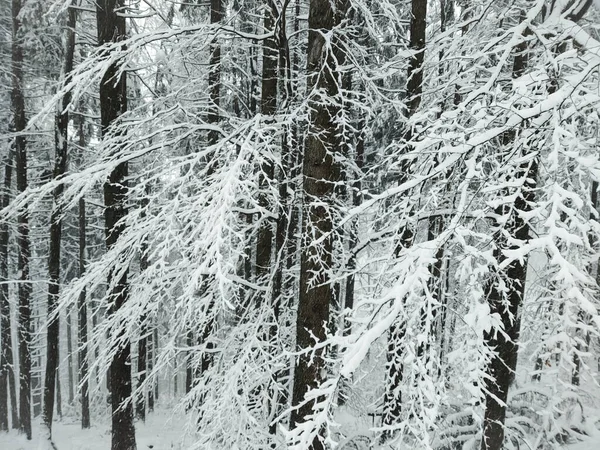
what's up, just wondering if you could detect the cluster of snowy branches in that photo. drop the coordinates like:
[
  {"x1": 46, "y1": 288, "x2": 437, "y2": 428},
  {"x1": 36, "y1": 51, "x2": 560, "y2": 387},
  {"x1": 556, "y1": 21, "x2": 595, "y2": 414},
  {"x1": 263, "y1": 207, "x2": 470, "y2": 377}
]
[{"x1": 3, "y1": 1, "x2": 600, "y2": 450}]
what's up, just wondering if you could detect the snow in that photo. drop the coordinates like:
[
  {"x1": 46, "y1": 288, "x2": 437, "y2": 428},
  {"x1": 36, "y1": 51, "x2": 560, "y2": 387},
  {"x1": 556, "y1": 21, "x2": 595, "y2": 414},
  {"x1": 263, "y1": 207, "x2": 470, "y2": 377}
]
[{"x1": 0, "y1": 409, "x2": 188, "y2": 450}]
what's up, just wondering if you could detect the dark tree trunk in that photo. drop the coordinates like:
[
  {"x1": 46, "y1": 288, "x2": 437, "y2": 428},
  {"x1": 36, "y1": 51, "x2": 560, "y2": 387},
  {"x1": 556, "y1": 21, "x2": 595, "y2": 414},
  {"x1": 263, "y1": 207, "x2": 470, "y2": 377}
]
[
  {"x1": 289, "y1": 0, "x2": 348, "y2": 448},
  {"x1": 185, "y1": 331, "x2": 193, "y2": 394},
  {"x1": 78, "y1": 198, "x2": 90, "y2": 429},
  {"x1": 67, "y1": 310, "x2": 74, "y2": 405},
  {"x1": 56, "y1": 374, "x2": 62, "y2": 419},
  {"x1": 255, "y1": 0, "x2": 277, "y2": 288},
  {"x1": 12, "y1": 0, "x2": 32, "y2": 439},
  {"x1": 153, "y1": 327, "x2": 158, "y2": 403},
  {"x1": 207, "y1": 0, "x2": 223, "y2": 148},
  {"x1": 195, "y1": 0, "x2": 223, "y2": 397},
  {"x1": 136, "y1": 330, "x2": 147, "y2": 420},
  {"x1": 136, "y1": 194, "x2": 150, "y2": 421},
  {"x1": 42, "y1": 4, "x2": 76, "y2": 433},
  {"x1": 480, "y1": 25, "x2": 532, "y2": 450},
  {"x1": 0, "y1": 150, "x2": 18, "y2": 431},
  {"x1": 96, "y1": 1, "x2": 136, "y2": 449},
  {"x1": 383, "y1": 0, "x2": 427, "y2": 429},
  {"x1": 147, "y1": 326, "x2": 155, "y2": 412}
]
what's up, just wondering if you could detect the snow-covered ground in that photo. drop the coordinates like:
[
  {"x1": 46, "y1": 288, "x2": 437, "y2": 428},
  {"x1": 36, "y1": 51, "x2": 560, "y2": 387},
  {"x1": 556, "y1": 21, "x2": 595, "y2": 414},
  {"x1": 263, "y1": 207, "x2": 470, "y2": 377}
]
[{"x1": 0, "y1": 408, "x2": 189, "y2": 450}]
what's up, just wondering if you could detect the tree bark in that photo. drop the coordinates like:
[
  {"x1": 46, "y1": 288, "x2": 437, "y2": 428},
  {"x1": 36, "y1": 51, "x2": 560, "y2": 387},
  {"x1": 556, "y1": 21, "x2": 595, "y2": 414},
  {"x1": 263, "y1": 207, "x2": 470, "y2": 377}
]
[
  {"x1": 42, "y1": 4, "x2": 76, "y2": 435},
  {"x1": 96, "y1": 1, "x2": 136, "y2": 449},
  {"x1": 0, "y1": 150, "x2": 18, "y2": 431},
  {"x1": 78, "y1": 198, "x2": 90, "y2": 428},
  {"x1": 12, "y1": 0, "x2": 32, "y2": 439},
  {"x1": 289, "y1": 0, "x2": 348, "y2": 448}
]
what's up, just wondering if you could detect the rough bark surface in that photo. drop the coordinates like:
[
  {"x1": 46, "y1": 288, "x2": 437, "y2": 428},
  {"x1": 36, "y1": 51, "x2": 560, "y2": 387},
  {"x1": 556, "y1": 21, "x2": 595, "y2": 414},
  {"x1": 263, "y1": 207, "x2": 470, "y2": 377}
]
[
  {"x1": 0, "y1": 151, "x2": 18, "y2": 431},
  {"x1": 12, "y1": 0, "x2": 32, "y2": 439},
  {"x1": 96, "y1": 1, "x2": 136, "y2": 449},
  {"x1": 42, "y1": 1, "x2": 76, "y2": 436},
  {"x1": 289, "y1": 0, "x2": 348, "y2": 448}
]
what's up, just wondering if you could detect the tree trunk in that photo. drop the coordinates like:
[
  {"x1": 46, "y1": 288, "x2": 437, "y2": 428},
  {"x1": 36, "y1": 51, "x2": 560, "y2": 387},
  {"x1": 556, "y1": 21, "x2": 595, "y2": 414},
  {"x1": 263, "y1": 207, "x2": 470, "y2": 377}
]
[
  {"x1": 96, "y1": 1, "x2": 136, "y2": 449},
  {"x1": 289, "y1": 0, "x2": 348, "y2": 448},
  {"x1": 12, "y1": 0, "x2": 32, "y2": 439},
  {"x1": 0, "y1": 150, "x2": 18, "y2": 431},
  {"x1": 43, "y1": 0, "x2": 77, "y2": 437},
  {"x1": 78, "y1": 198, "x2": 90, "y2": 428},
  {"x1": 480, "y1": 22, "x2": 532, "y2": 450},
  {"x1": 207, "y1": 0, "x2": 223, "y2": 149},
  {"x1": 255, "y1": 0, "x2": 277, "y2": 288}
]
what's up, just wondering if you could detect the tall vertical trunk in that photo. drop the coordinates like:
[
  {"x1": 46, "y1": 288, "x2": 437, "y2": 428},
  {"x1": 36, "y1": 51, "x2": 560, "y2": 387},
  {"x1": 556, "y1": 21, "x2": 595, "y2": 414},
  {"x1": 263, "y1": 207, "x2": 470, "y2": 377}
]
[
  {"x1": 43, "y1": 1, "x2": 76, "y2": 436},
  {"x1": 12, "y1": 0, "x2": 32, "y2": 439},
  {"x1": 78, "y1": 198, "x2": 90, "y2": 428},
  {"x1": 289, "y1": 0, "x2": 348, "y2": 448},
  {"x1": 255, "y1": 0, "x2": 277, "y2": 288},
  {"x1": 207, "y1": 0, "x2": 223, "y2": 149},
  {"x1": 136, "y1": 191, "x2": 150, "y2": 421},
  {"x1": 96, "y1": 1, "x2": 136, "y2": 449},
  {"x1": 196, "y1": 0, "x2": 223, "y2": 393},
  {"x1": 76, "y1": 98, "x2": 90, "y2": 428},
  {"x1": 66, "y1": 310, "x2": 74, "y2": 404},
  {"x1": 480, "y1": 20, "x2": 531, "y2": 450},
  {"x1": 0, "y1": 151, "x2": 18, "y2": 431},
  {"x1": 383, "y1": 0, "x2": 427, "y2": 429}
]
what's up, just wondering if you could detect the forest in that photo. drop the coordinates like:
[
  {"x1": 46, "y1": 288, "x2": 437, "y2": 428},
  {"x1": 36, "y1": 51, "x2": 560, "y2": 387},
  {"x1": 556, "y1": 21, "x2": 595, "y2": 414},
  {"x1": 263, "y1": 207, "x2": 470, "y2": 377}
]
[{"x1": 2, "y1": 0, "x2": 600, "y2": 449}]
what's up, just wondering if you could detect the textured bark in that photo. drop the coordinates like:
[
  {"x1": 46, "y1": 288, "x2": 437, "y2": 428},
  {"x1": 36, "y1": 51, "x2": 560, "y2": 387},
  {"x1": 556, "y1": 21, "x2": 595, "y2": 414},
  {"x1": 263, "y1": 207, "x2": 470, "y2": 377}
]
[
  {"x1": 289, "y1": 0, "x2": 348, "y2": 448},
  {"x1": 42, "y1": 3, "x2": 76, "y2": 436},
  {"x1": 255, "y1": 0, "x2": 277, "y2": 288},
  {"x1": 0, "y1": 150, "x2": 18, "y2": 431},
  {"x1": 96, "y1": 1, "x2": 136, "y2": 449},
  {"x1": 195, "y1": 0, "x2": 223, "y2": 396},
  {"x1": 207, "y1": 0, "x2": 223, "y2": 148},
  {"x1": 78, "y1": 198, "x2": 90, "y2": 429},
  {"x1": 136, "y1": 193, "x2": 149, "y2": 421},
  {"x1": 12, "y1": 0, "x2": 32, "y2": 439}
]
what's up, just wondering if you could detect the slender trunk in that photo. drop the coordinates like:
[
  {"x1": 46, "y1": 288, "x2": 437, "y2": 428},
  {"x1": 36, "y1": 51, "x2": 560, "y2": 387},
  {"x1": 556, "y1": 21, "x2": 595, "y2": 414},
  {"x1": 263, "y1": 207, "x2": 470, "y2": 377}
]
[
  {"x1": 12, "y1": 0, "x2": 32, "y2": 439},
  {"x1": 256, "y1": 0, "x2": 277, "y2": 287},
  {"x1": 67, "y1": 310, "x2": 74, "y2": 404},
  {"x1": 153, "y1": 327, "x2": 158, "y2": 403},
  {"x1": 147, "y1": 326, "x2": 154, "y2": 412},
  {"x1": 207, "y1": 0, "x2": 223, "y2": 149},
  {"x1": 96, "y1": 1, "x2": 136, "y2": 449},
  {"x1": 185, "y1": 331, "x2": 193, "y2": 394},
  {"x1": 0, "y1": 151, "x2": 18, "y2": 431},
  {"x1": 480, "y1": 23, "x2": 532, "y2": 450},
  {"x1": 196, "y1": 0, "x2": 223, "y2": 396},
  {"x1": 56, "y1": 373, "x2": 62, "y2": 419},
  {"x1": 43, "y1": 1, "x2": 76, "y2": 436},
  {"x1": 79, "y1": 198, "x2": 90, "y2": 428},
  {"x1": 289, "y1": 1, "x2": 348, "y2": 448},
  {"x1": 136, "y1": 193, "x2": 149, "y2": 421}
]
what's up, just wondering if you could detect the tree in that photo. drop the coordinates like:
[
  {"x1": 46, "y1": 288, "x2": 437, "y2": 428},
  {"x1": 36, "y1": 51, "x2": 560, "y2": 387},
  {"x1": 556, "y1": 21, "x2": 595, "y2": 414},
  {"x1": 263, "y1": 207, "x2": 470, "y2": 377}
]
[
  {"x1": 289, "y1": 0, "x2": 348, "y2": 449},
  {"x1": 42, "y1": 0, "x2": 77, "y2": 440},
  {"x1": 12, "y1": 0, "x2": 32, "y2": 439},
  {"x1": 96, "y1": 0, "x2": 136, "y2": 448}
]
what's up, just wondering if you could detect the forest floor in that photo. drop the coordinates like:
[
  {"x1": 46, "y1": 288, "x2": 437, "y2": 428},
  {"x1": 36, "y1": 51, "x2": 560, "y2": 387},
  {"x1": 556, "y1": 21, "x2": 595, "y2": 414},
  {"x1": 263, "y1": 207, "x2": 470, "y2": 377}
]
[
  {"x1": 0, "y1": 407, "x2": 189, "y2": 450},
  {"x1": 2, "y1": 408, "x2": 600, "y2": 449}
]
